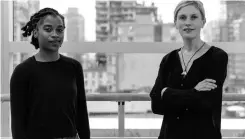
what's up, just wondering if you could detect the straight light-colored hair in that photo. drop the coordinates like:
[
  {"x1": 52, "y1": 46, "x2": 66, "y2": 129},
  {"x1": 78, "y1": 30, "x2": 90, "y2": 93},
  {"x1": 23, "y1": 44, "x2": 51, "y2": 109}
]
[{"x1": 174, "y1": 0, "x2": 206, "y2": 24}]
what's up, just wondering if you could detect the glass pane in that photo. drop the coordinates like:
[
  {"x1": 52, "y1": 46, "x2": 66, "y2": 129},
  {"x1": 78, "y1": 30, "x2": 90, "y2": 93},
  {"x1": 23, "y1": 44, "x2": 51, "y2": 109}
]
[
  {"x1": 9, "y1": 0, "x2": 245, "y2": 138},
  {"x1": 9, "y1": 51, "x2": 245, "y2": 137},
  {"x1": 88, "y1": 101, "x2": 119, "y2": 137},
  {"x1": 124, "y1": 104, "x2": 245, "y2": 137},
  {"x1": 11, "y1": 0, "x2": 244, "y2": 43},
  {"x1": 226, "y1": 54, "x2": 245, "y2": 94},
  {"x1": 13, "y1": 0, "x2": 40, "y2": 41},
  {"x1": 118, "y1": 53, "x2": 164, "y2": 90}
]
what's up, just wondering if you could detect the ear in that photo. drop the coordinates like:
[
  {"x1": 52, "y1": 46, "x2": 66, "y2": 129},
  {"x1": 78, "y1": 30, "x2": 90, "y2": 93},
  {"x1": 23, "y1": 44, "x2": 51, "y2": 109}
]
[
  {"x1": 33, "y1": 28, "x2": 38, "y2": 38},
  {"x1": 174, "y1": 22, "x2": 179, "y2": 29},
  {"x1": 201, "y1": 19, "x2": 206, "y2": 28}
]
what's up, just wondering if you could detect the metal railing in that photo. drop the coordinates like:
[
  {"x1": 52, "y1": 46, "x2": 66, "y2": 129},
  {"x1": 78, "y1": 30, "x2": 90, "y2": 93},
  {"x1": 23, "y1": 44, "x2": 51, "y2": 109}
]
[{"x1": 1, "y1": 93, "x2": 245, "y2": 139}]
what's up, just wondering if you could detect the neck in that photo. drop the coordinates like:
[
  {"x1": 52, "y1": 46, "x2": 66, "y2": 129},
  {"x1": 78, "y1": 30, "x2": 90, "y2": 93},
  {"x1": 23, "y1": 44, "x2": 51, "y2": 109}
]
[
  {"x1": 37, "y1": 49, "x2": 60, "y2": 62},
  {"x1": 182, "y1": 37, "x2": 203, "y2": 52}
]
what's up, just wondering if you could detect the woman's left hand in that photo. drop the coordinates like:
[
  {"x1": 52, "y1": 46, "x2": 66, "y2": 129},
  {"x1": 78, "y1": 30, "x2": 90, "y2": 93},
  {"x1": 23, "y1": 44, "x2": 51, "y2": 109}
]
[{"x1": 194, "y1": 79, "x2": 217, "y2": 91}]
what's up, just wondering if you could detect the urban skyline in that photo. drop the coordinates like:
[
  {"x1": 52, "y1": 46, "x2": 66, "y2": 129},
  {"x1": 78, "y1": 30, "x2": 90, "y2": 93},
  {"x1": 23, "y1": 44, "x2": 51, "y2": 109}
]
[
  {"x1": 12, "y1": 0, "x2": 245, "y2": 93},
  {"x1": 40, "y1": 0, "x2": 222, "y2": 41}
]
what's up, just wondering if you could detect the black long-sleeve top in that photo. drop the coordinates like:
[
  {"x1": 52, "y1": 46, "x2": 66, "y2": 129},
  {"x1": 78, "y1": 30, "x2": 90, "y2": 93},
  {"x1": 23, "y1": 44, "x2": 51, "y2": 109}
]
[
  {"x1": 150, "y1": 46, "x2": 228, "y2": 139},
  {"x1": 10, "y1": 54, "x2": 90, "y2": 139}
]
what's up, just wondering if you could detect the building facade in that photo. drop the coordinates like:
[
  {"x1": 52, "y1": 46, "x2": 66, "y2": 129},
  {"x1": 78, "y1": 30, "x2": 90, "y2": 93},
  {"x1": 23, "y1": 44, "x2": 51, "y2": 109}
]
[
  {"x1": 220, "y1": 0, "x2": 245, "y2": 91},
  {"x1": 65, "y1": 7, "x2": 85, "y2": 42},
  {"x1": 13, "y1": 0, "x2": 40, "y2": 70},
  {"x1": 95, "y1": 0, "x2": 158, "y2": 42},
  {"x1": 95, "y1": 1, "x2": 158, "y2": 93}
]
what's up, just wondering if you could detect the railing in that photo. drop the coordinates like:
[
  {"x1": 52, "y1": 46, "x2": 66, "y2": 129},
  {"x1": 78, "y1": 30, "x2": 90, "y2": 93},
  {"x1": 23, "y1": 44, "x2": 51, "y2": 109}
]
[{"x1": 1, "y1": 93, "x2": 245, "y2": 139}]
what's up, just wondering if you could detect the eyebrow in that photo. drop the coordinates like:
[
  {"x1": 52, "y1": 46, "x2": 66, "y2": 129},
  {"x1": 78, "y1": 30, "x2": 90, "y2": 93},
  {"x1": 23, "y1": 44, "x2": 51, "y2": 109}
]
[
  {"x1": 178, "y1": 13, "x2": 199, "y2": 17},
  {"x1": 43, "y1": 24, "x2": 64, "y2": 28}
]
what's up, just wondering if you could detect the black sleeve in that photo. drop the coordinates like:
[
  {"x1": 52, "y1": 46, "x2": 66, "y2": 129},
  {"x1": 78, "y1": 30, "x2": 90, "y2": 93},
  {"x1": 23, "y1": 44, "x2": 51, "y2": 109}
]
[
  {"x1": 10, "y1": 64, "x2": 29, "y2": 139},
  {"x1": 149, "y1": 54, "x2": 170, "y2": 115},
  {"x1": 75, "y1": 62, "x2": 90, "y2": 139},
  {"x1": 162, "y1": 50, "x2": 228, "y2": 124}
]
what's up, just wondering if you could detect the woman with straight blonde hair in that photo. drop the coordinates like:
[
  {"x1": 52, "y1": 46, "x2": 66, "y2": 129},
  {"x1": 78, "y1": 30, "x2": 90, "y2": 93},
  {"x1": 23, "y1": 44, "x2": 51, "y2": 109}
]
[{"x1": 150, "y1": 1, "x2": 228, "y2": 139}]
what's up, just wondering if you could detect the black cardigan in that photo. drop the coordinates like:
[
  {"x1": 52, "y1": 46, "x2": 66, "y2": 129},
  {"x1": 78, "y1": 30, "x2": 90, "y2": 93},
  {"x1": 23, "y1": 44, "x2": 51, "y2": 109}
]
[{"x1": 150, "y1": 46, "x2": 228, "y2": 139}]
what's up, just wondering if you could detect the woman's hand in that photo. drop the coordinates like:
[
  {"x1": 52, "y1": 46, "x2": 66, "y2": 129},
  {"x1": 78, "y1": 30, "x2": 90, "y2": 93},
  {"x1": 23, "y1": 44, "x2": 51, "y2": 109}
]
[
  {"x1": 161, "y1": 87, "x2": 167, "y2": 97},
  {"x1": 195, "y1": 79, "x2": 217, "y2": 91}
]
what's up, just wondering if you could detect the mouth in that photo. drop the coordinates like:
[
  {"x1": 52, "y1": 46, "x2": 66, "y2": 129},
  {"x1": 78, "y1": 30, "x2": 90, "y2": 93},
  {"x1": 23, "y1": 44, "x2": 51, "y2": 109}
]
[
  {"x1": 183, "y1": 28, "x2": 194, "y2": 32},
  {"x1": 49, "y1": 40, "x2": 61, "y2": 46}
]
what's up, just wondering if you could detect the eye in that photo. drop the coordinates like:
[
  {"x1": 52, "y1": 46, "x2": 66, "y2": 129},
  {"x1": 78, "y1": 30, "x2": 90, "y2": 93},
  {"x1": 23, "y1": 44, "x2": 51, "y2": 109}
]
[
  {"x1": 56, "y1": 28, "x2": 64, "y2": 34},
  {"x1": 57, "y1": 28, "x2": 64, "y2": 33},
  {"x1": 179, "y1": 15, "x2": 186, "y2": 20},
  {"x1": 44, "y1": 27, "x2": 52, "y2": 32},
  {"x1": 191, "y1": 15, "x2": 198, "y2": 20}
]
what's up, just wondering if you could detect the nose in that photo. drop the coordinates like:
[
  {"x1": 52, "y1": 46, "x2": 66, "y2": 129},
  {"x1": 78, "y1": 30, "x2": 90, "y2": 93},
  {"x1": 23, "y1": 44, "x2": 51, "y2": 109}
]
[
  {"x1": 51, "y1": 30, "x2": 59, "y2": 38},
  {"x1": 184, "y1": 18, "x2": 192, "y2": 26}
]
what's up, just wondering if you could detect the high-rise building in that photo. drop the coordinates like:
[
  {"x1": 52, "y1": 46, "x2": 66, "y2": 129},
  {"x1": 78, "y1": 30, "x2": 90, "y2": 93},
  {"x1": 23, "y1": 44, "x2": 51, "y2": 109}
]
[
  {"x1": 202, "y1": 20, "x2": 224, "y2": 42},
  {"x1": 95, "y1": 0, "x2": 157, "y2": 42},
  {"x1": 117, "y1": 10, "x2": 158, "y2": 42},
  {"x1": 96, "y1": 0, "x2": 136, "y2": 42},
  {"x1": 227, "y1": 18, "x2": 245, "y2": 81},
  {"x1": 219, "y1": 1, "x2": 245, "y2": 90},
  {"x1": 13, "y1": 0, "x2": 40, "y2": 41},
  {"x1": 95, "y1": 1, "x2": 158, "y2": 93},
  {"x1": 221, "y1": 0, "x2": 245, "y2": 42},
  {"x1": 65, "y1": 7, "x2": 85, "y2": 42},
  {"x1": 13, "y1": 0, "x2": 40, "y2": 70},
  {"x1": 63, "y1": 7, "x2": 86, "y2": 67}
]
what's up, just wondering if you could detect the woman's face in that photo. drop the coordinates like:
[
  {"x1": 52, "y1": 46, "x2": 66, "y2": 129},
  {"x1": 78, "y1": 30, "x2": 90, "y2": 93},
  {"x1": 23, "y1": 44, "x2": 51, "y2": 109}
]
[
  {"x1": 175, "y1": 5, "x2": 204, "y2": 40},
  {"x1": 34, "y1": 15, "x2": 65, "y2": 52}
]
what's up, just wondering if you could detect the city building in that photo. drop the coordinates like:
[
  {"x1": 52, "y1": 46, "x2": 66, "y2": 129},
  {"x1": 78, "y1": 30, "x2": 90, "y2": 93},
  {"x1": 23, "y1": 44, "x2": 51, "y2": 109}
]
[
  {"x1": 161, "y1": 23, "x2": 182, "y2": 42},
  {"x1": 96, "y1": 0, "x2": 136, "y2": 42},
  {"x1": 12, "y1": 0, "x2": 40, "y2": 70},
  {"x1": 117, "y1": 21, "x2": 182, "y2": 42},
  {"x1": 13, "y1": 0, "x2": 40, "y2": 42},
  {"x1": 202, "y1": 20, "x2": 223, "y2": 42},
  {"x1": 117, "y1": 11, "x2": 157, "y2": 42},
  {"x1": 222, "y1": 0, "x2": 245, "y2": 42},
  {"x1": 95, "y1": 0, "x2": 158, "y2": 42},
  {"x1": 63, "y1": 7, "x2": 85, "y2": 70},
  {"x1": 219, "y1": 1, "x2": 245, "y2": 90},
  {"x1": 64, "y1": 7, "x2": 85, "y2": 42},
  {"x1": 95, "y1": 0, "x2": 158, "y2": 93},
  {"x1": 63, "y1": 8, "x2": 112, "y2": 93},
  {"x1": 227, "y1": 18, "x2": 245, "y2": 81},
  {"x1": 83, "y1": 54, "x2": 117, "y2": 93},
  {"x1": 83, "y1": 68, "x2": 108, "y2": 93}
]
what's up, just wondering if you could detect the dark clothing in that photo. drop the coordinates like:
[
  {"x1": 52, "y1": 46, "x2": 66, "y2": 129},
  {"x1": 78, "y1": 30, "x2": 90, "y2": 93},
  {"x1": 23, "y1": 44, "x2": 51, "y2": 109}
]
[
  {"x1": 10, "y1": 54, "x2": 90, "y2": 139},
  {"x1": 150, "y1": 46, "x2": 228, "y2": 139}
]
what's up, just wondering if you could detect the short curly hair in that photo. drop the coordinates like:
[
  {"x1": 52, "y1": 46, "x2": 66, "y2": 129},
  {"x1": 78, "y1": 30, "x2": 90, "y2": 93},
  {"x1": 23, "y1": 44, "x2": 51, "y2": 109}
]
[{"x1": 21, "y1": 7, "x2": 65, "y2": 49}]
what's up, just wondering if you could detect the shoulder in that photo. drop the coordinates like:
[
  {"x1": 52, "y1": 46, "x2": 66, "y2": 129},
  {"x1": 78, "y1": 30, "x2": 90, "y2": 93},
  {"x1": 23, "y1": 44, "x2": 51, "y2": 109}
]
[
  {"x1": 211, "y1": 46, "x2": 228, "y2": 62},
  {"x1": 60, "y1": 54, "x2": 83, "y2": 69},
  {"x1": 160, "y1": 49, "x2": 179, "y2": 66},
  {"x1": 11, "y1": 56, "x2": 35, "y2": 79},
  {"x1": 13, "y1": 56, "x2": 35, "y2": 73}
]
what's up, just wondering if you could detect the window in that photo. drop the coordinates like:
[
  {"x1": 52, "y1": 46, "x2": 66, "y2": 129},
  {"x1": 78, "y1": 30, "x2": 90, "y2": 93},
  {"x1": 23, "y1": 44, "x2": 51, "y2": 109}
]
[
  {"x1": 84, "y1": 80, "x2": 88, "y2": 86},
  {"x1": 2, "y1": 1, "x2": 245, "y2": 138}
]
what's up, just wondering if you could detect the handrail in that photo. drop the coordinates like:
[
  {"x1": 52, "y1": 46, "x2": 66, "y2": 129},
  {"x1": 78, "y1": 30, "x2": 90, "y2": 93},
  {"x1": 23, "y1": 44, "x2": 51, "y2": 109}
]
[
  {"x1": 2, "y1": 137, "x2": 245, "y2": 139},
  {"x1": 2, "y1": 93, "x2": 245, "y2": 138},
  {"x1": 2, "y1": 93, "x2": 245, "y2": 103}
]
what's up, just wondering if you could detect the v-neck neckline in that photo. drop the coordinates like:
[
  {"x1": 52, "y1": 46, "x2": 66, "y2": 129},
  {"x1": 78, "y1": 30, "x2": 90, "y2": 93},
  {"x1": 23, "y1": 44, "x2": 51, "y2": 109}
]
[{"x1": 177, "y1": 46, "x2": 214, "y2": 78}]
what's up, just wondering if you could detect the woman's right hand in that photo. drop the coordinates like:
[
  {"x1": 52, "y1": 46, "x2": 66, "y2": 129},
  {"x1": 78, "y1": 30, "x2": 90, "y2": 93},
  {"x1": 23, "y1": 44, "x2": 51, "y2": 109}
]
[
  {"x1": 161, "y1": 87, "x2": 167, "y2": 97},
  {"x1": 194, "y1": 79, "x2": 217, "y2": 91}
]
